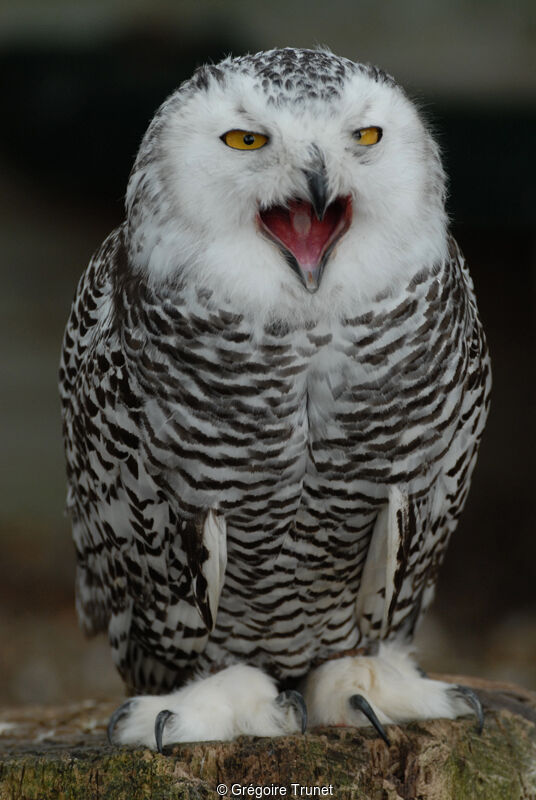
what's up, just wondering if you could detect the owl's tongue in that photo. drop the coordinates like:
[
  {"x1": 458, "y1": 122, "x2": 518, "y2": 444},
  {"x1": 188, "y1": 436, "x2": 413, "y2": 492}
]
[{"x1": 259, "y1": 196, "x2": 352, "y2": 291}]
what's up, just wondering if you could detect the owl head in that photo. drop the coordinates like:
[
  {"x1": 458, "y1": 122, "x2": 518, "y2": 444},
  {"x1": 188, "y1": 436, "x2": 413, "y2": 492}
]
[{"x1": 125, "y1": 48, "x2": 447, "y2": 324}]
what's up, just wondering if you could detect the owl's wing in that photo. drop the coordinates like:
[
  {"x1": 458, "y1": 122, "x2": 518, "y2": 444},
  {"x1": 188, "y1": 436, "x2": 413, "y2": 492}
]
[
  {"x1": 60, "y1": 227, "x2": 226, "y2": 692},
  {"x1": 356, "y1": 245, "x2": 491, "y2": 643}
]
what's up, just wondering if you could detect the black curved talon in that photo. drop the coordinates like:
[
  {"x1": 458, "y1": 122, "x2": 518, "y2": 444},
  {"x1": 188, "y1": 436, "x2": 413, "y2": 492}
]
[
  {"x1": 276, "y1": 689, "x2": 308, "y2": 734},
  {"x1": 349, "y1": 694, "x2": 391, "y2": 747},
  {"x1": 155, "y1": 709, "x2": 175, "y2": 754},
  {"x1": 416, "y1": 665, "x2": 428, "y2": 678},
  {"x1": 107, "y1": 700, "x2": 135, "y2": 745},
  {"x1": 450, "y1": 685, "x2": 485, "y2": 735}
]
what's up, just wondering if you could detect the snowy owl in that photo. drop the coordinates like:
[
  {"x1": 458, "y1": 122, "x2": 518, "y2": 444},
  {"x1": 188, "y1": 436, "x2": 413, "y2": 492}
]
[{"x1": 59, "y1": 47, "x2": 491, "y2": 750}]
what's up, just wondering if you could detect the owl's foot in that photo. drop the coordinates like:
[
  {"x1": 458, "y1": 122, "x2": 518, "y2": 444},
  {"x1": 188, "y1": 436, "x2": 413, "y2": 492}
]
[
  {"x1": 107, "y1": 664, "x2": 306, "y2": 751},
  {"x1": 303, "y1": 642, "x2": 483, "y2": 744}
]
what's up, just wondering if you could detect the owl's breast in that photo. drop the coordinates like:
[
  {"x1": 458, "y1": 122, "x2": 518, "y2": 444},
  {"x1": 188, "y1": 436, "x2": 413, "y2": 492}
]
[
  {"x1": 301, "y1": 294, "x2": 470, "y2": 504},
  {"x1": 140, "y1": 258, "x2": 469, "y2": 525}
]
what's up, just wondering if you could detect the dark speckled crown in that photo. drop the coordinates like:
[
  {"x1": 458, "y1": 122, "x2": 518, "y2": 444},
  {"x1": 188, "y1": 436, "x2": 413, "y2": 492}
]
[{"x1": 187, "y1": 47, "x2": 397, "y2": 105}]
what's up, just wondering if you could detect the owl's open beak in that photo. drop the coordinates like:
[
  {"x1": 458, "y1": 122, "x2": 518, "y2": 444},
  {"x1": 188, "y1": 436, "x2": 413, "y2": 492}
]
[{"x1": 257, "y1": 194, "x2": 352, "y2": 293}]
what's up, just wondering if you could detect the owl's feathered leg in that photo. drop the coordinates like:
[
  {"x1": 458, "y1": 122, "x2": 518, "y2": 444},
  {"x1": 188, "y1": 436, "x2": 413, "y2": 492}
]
[
  {"x1": 107, "y1": 664, "x2": 306, "y2": 750},
  {"x1": 146, "y1": 690, "x2": 307, "y2": 753},
  {"x1": 302, "y1": 642, "x2": 483, "y2": 740}
]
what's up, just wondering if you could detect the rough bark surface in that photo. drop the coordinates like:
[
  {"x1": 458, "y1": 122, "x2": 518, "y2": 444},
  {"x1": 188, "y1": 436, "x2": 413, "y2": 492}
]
[{"x1": 1, "y1": 677, "x2": 535, "y2": 800}]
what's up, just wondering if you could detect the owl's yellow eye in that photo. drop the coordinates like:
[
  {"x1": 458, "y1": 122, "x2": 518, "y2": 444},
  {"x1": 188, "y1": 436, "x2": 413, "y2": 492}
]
[
  {"x1": 221, "y1": 130, "x2": 269, "y2": 150},
  {"x1": 354, "y1": 126, "x2": 383, "y2": 146}
]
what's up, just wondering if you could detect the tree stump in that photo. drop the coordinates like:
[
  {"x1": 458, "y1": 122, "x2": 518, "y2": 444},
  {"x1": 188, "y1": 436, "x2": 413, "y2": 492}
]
[{"x1": 1, "y1": 676, "x2": 535, "y2": 800}]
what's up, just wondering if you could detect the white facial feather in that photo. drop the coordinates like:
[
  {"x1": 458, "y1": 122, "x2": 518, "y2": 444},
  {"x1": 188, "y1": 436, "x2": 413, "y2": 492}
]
[{"x1": 125, "y1": 50, "x2": 447, "y2": 327}]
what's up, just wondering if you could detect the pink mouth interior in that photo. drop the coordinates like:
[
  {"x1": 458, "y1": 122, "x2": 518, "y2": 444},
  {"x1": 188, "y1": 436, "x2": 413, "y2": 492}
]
[{"x1": 258, "y1": 196, "x2": 352, "y2": 271}]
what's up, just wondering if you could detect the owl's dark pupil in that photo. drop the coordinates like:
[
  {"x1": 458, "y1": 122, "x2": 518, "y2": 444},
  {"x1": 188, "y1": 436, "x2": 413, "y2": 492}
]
[{"x1": 243, "y1": 134, "x2": 255, "y2": 145}]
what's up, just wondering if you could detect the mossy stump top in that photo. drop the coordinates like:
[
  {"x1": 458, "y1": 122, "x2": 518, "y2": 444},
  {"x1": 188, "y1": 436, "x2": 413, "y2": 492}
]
[{"x1": 1, "y1": 676, "x2": 535, "y2": 800}]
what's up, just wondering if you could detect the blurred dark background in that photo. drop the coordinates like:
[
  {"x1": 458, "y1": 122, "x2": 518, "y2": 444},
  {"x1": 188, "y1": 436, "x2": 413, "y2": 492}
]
[{"x1": 0, "y1": 0, "x2": 534, "y2": 706}]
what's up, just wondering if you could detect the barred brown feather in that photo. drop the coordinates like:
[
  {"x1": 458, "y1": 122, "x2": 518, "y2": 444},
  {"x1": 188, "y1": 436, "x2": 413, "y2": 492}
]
[{"x1": 60, "y1": 224, "x2": 490, "y2": 691}]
